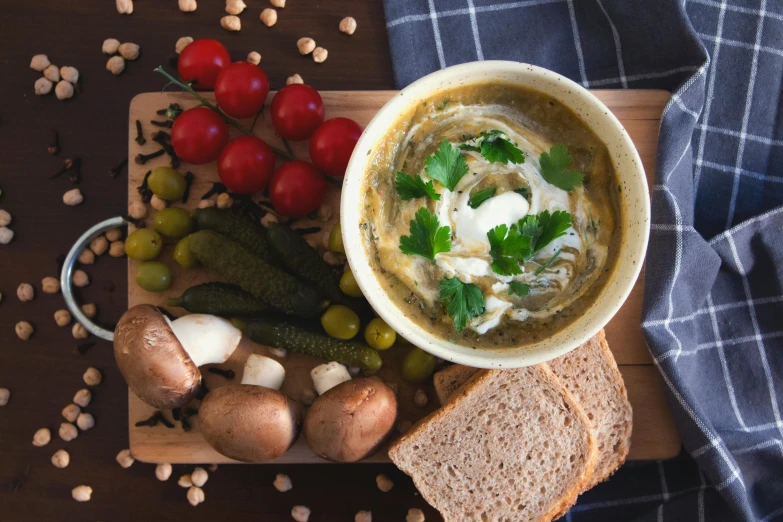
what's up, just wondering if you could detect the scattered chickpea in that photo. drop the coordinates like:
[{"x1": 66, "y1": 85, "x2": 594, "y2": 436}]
[
  {"x1": 35, "y1": 77, "x2": 53, "y2": 96},
  {"x1": 76, "y1": 412, "x2": 95, "y2": 431},
  {"x1": 406, "y1": 508, "x2": 426, "y2": 522},
  {"x1": 42, "y1": 276, "x2": 60, "y2": 294},
  {"x1": 105, "y1": 228, "x2": 122, "y2": 242},
  {"x1": 339, "y1": 17, "x2": 357, "y2": 35},
  {"x1": 355, "y1": 511, "x2": 372, "y2": 522},
  {"x1": 261, "y1": 213, "x2": 278, "y2": 226},
  {"x1": 55, "y1": 81, "x2": 74, "y2": 101},
  {"x1": 273, "y1": 473, "x2": 293, "y2": 492},
  {"x1": 72, "y1": 269, "x2": 90, "y2": 288},
  {"x1": 187, "y1": 486, "x2": 205, "y2": 507},
  {"x1": 221, "y1": 15, "x2": 241, "y2": 32},
  {"x1": 225, "y1": 0, "x2": 246, "y2": 15},
  {"x1": 247, "y1": 51, "x2": 262, "y2": 65},
  {"x1": 270, "y1": 0, "x2": 285, "y2": 7},
  {"x1": 60, "y1": 66, "x2": 79, "y2": 84},
  {"x1": 78, "y1": 249, "x2": 95, "y2": 265},
  {"x1": 301, "y1": 388, "x2": 316, "y2": 406},
  {"x1": 33, "y1": 428, "x2": 52, "y2": 447},
  {"x1": 397, "y1": 419, "x2": 413, "y2": 434},
  {"x1": 175, "y1": 36, "x2": 194, "y2": 55},
  {"x1": 216, "y1": 193, "x2": 233, "y2": 209},
  {"x1": 116, "y1": 0, "x2": 133, "y2": 15},
  {"x1": 116, "y1": 448, "x2": 135, "y2": 468},
  {"x1": 63, "y1": 188, "x2": 83, "y2": 206},
  {"x1": 72, "y1": 322, "x2": 88, "y2": 339},
  {"x1": 71, "y1": 485, "x2": 92, "y2": 502},
  {"x1": 118, "y1": 42, "x2": 140, "y2": 60},
  {"x1": 17, "y1": 283, "x2": 34, "y2": 302},
  {"x1": 102, "y1": 38, "x2": 121, "y2": 55},
  {"x1": 260, "y1": 8, "x2": 277, "y2": 27},
  {"x1": 191, "y1": 467, "x2": 209, "y2": 487},
  {"x1": 0, "y1": 227, "x2": 14, "y2": 244},
  {"x1": 317, "y1": 204, "x2": 332, "y2": 222},
  {"x1": 30, "y1": 54, "x2": 51, "y2": 72},
  {"x1": 150, "y1": 194, "x2": 167, "y2": 210},
  {"x1": 106, "y1": 55, "x2": 126, "y2": 75},
  {"x1": 83, "y1": 367, "x2": 102, "y2": 386},
  {"x1": 43, "y1": 64, "x2": 60, "y2": 82},
  {"x1": 51, "y1": 449, "x2": 70, "y2": 468},
  {"x1": 156, "y1": 463, "x2": 173, "y2": 481},
  {"x1": 16, "y1": 321, "x2": 34, "y2": 340},
  {"x1": 375, "y1": 474, "x2": 394, "y2": 493},
  {"x1": 0, "y1": 209, "x2": 10, "y2": 226},
  {"x1": 62, "y1": 404, "x2": 81, "y2": 423},
  {"x1": 0, "y1": 388, "x2": 10, "y2": 407},
  {"x1": 291, "y1": 505, "x2": 310, "y2": 522},
  {"x1": 197, "y1": 199, "x2": 216, "y2": 209},
  {"x1": 178, "y1": 0, "x2": 197, "y2": 12},
  {"x1": 73, "y1": 389, "x2": 92, "y2": 408},
  {"x1": 297, "y1": 37, "x2": 316, "y2": 55},
  {"x1": 54, "y1": 309, "x2": 72, "y2": 326},
  {"x1": 413, "y1": 388, "x2": 429, "y2": 408},
  {"x1": 59, "y1": 422, "x2": 78, "y2": 441},
  {"x1": 81, "y1": 303, "x2": 97, "y2": 318},
  {"x1": 128, "y1": 200, "x2": 148, "y2": 219},
  {"x1": 269, "y1": 347, "x2": 287, "y2": 358},
  {"x1": 109, "y1": 241, "x2": 125, "y2": 257},
  {"x1": 207, "y1": 464, "x2": 218, "y2": 472},
  {"x1": 312, "y1": 47, "x2": 328, "y2": 64},
  {"x1": 178, "y1": 474, "x2": 193, "y2": 488}
]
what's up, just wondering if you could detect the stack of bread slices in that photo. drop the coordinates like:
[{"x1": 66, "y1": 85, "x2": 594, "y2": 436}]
[{"x1": 389, "y1": 329, "x2": 632, "y2": 522}]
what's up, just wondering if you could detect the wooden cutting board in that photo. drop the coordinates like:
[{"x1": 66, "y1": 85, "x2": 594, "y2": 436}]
[{"x1": 127, "y1": 90, "x2": 679, "y2": 464}]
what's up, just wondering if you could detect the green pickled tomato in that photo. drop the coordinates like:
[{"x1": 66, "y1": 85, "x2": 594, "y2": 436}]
[
  {"x1": 154, "y1": 208, "x2": 194, "y2": 238},
  {"x1": 320, "y1": 304, "x2": 360, "y2": 340},
  {"x1": 148, "y1": 166, "x2": 186, "y2": 201},
  {"x1": 135, "y1": 261, "x2": 172, "y2": 292},
  {"x1": 173, "y1": 235, "x2": 197, "y2": 269},
  {"x1": 124, "y1": 228, "x2": 163, "y2": 261},
  {"x1": 401, "y1": 347, "x2": 435, "y2": 383},
  {"x1": 364, "y1": 317, "x2": 396, "y2": 350},
  {"x1": 339, "y1": 270, "x2": 363, "y2": 297},
  {"x1": 328, "y1": 223, "x2": 344, "y2": 253}
]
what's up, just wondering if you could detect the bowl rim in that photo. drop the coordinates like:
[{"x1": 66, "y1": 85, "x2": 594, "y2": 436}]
[{"x1": 340, "y1": 60, "x2": 649, "y2": 369}]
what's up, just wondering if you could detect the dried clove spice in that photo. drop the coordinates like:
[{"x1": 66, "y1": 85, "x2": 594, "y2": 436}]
[
  {"x1": 195, "y1": 380, "x2": 210, "y2": 400},
  {"x1": 154, "y1": 411, "x2": 175, "y2": 429},
  {"x1": 110, "y1": 157, "x2": 128, "y2": 178},
  {"x1": 135, "y1": 414, "x2": 159, "y2": 428},
  {"x1": 135, "y1": 149, "x2": 166, "y2": 165},
  {"x1": 152, "y1": 132, "x2": 179, "y2": 168},
  {"x1": 68, "y1": 157, "x2": 82, "y2": 184},
  {"x1": 180, "y1": 416, "x2": 191, "y2": 432},
  {"x1": 50, "y1": 158, "x2": 75, "y2": 179},
  {"x1": 123, "y1": 214, "x2": 145, "y2": 229},
  {"x1": 207, "y1": 368, "x2": 235, "y2": 379},
  {"x1": 201, "y1": 182, "x2": 227, "y2": 200},
  {"x1": 137, "y1": 170, "x2": 153, "y2": 202},
  {"x1": 134, "y1": 120, "x2": 146, "y2": 145},
  {"x1": 293, "y1": 226, "x2": 321, "y2": 235},
  {"x1": 156, "y1": 103, "x2": 183, "y2": 120},
  {"x1": 72, "y1": 342, "x2": 96, "y2": 356},
  {"x1": 48, "y1": 129, "x2": 60, "y2": 156},
  {"x1": 150, "y1": 119, "x2": 173, "y2": 129},
  {"x1": 171, "y1": 407, "x2": 182, "y2": 421},
  {"x1": 182, "y1": 172, "x2": 194, "y2": 203}
]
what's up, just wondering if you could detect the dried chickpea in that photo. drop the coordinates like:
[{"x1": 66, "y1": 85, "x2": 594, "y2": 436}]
[
  {"x1": 128, "y1": 201, "x2": 147, "y2": 219},
  {"x1": 297, "y1": 37, "x2": 316, "y2": 55},
  {"x1": 59, "y1": 422, "x2": 78, "y2": 441},
  {"x1": 17, "y1": 283, "x2": 34, "y2": 302},
  {"x1": 273, "y1": 473, "x2": 292, "y2": 492},
  {"x1": 286, "y1": 74, "x2": 304, "y2": 85},
  {"x1": 116, "y1": 449, "x2": 135, "y2": 468},
  {"x1": 83, "y1": 367, "x2": 102, "y2": 386},
  {"x1": 42, "y1": 276, "x2": 60, "y2": 294},
  {"x1": 156, "y1": 463, "x2": 173, "y2": 481},
  {"x1": 106, "y1": 55, "x2": 126, "y2": 75},
  {"x1": 78, "y1": 249, "x2": 95, "y2": 265},
  {"x1": 54, "y1": 309, "x2": 72, "y2": 327},
  {"x1": 225, "y1": 0, "x2": 246, "y2": 15},
  {"x1": 72, "y1": 269, "x2": 90, "y2": 287},
  {"x1": 63, "y1": 188, "x2": 83, "y2": 206},
  {"x1": 187, "y1": 486, "x2": 205, "y2": 506},
  {"x1": 90, "y1": 236, "x2": 108, "y2": 255},
  {"x1": 150, "y1": 194, "x2": 167, "y2": 210},
  {"x1": 72, "y1": 322, "x2": 88, "y2": 340},
  {"x1": 118, "y1": 42, "x2": 140, "y2": 60},
  {"x1": 175, "y1": 36, "x2": 194, "y2": 55},
  {"x1": 313, "y1": 47, "x2": 328, "y2": 63},
  {"x1": 102, "y1": 38, "x2": 121, "y2": 54},
  {"x1": 109, "y1": 241, "x2": 125, "y2": 257},
  {"x1": 339, "y1": 17, "x2": 357, "y2": 35},
  {"x1": 105, "y1": 228, "x2": 122, "y2": 242},
  {"x1": 43, "y1": 64, "x2": 60, "y2": 82},
  {"x1": 35, "y1": 77, "x2": 53, "y2": 96},
  {"x1": 376, "y1": 474, "x2": 394, "y2": 492},
  {"x1": 73, "y1": 389, "x2": 92, "y2": 408},
  {"x1": 30, "y1": 54, "x2": 51, "y2": 71},
  {"x1": 406, "y1": 508, "x2": 425, "y2": 522},
  {"x1": 247, "y1": 51, "x2": 262, "y2": 65},
  {"x1": 270, "y1": 0, "x2": 285, "y2": 7},
  {"x1": 81, "y1": 303, "x2": 97, "y2": 318},
  {"x1": 62, "y1": 404, "x2": 81, "y2": 423},
  {"x1": 116, "y1": 0, "x2": 133, "y2": 14},
  {"x1": 55, "y1": 81, "x2": 74, "y2": 101},
  {"x1": 60, "y1": 66, "x2": 79, "y2": 84},
  {"x1": 51, "y1": 449, "x2": 70, "y2": 468},
  {"x1": 260, "y1": 8, "x2": 277, "y2": 27},
  {"x1": 72, "y1": 485, "x2": 92, "y2": 502},
  {"x1": 221, "y1": 15, "x2": 241, "y2": 32},
  {"x1": 15, "y1": 321, "x2": 34, "y2": 340},
  {"x1": 178, "y1": 0, "x2": 197, "y2": 12},
  {"x1": 216, "y1": 193, "x2": 233, "y2": 209},
  {"x1": 33, "y1": 428, "x2": 51, "y2": 447}
]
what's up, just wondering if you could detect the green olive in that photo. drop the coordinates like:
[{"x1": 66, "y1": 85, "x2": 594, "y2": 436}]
[
  {"x1": 328, "y1": 223, "x2": 344, "y2": 253},
  {"x1": 173, "y1": 235, "x2": 197, "y2": 269},
  {"x1": 135, "y1": 261, "x2": 172, "y2": 292},
  {"x1": 124, "y1": 228, "x2": 163, "y2": 261},
  {"x1": 154, "y1": 208, "x2": 194, "y2": 238},
  {"x1": 401, "y1": 347, "x2": 435, "y2": 383},
  {"x1": 148, "y1": 166, "x2": 186, "y2": 201},
  {"x1": 320, "y1": 304, "x2": 360, "y2": 340},
  {"x1": 339, "y1": 270, "x2": 363, "y2": 297},
  {"x1": 364, "y1": 318, "x2": 396, "y2": 350}
]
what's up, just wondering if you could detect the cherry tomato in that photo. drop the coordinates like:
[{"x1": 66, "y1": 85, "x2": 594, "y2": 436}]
[
  {"x1": 177, "y1": 38, "x2": 231, "y2": 90},
  {"x1": 269, "y1": 161, "x2": 327, "y2": 218},
  {"x1": 215, "y1": 62, "x2": 270, "y2": 119},
  {"x1": 170, "y1": 107, "x2": 229, "y2": 165},
  {"x1": 218, "y1": 136, "x2": 275, "y2": 194},
  {"x1": 270, "y1": 84, "x2": 325, "y2": 141},
  {"x1": 309, "y1": 118, "x2": 363, "y2": 178}
]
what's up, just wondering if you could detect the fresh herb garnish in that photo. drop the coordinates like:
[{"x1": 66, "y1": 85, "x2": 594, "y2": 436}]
[
  {"x1": 535, "y1": 248, "x2": 562, "y2": 275},
  {"x1": 509, "y1": 281, "x2": 530, "y2": 297},
  {"x1": 514, "y1": 187, "x2": 529, "y2": 200},
  {"x1": 396, "y1": 172, "x2": 440, "y2": 201},
  {"x1": 399, "y1": 207, "x2": 451, "y2": 262},
  {"x1": 425, "y1": 140, "x2": 469, "y2": 191},
  {"x1": 539, "y1": 144, "x2": 584, "y2": 191},
  {"x1": 439, "y1": 277, "x2": 486, "y2": 332},
  {"x1": 437, "y1": 99, "x2": 451, "y2": 111},
  {"x1": 533, "y1": 210, "x2": 572, "y2": 252},
  {"x1": 475, "y1": 130, "x2": 525, "y2": 165},
  {"x1": 487, "y1": 223, "x2": 533, "y2": 276},
  {"x1": 468, "y1": 187, "x2": 496, "y2": 209}
]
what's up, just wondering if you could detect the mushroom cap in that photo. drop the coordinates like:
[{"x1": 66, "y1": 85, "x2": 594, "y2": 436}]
[
  {"x1": 304, "y1": 377, "x2": 398, "y2": 462},
  {"x1": 114, "y1": 304, "x2": 200, "y2": 409},
  {"x1": 199, "y1": 385, "x2": 301, "y2": 463}
]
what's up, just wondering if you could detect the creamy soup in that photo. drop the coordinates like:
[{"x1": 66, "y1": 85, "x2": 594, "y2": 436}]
[{"x1": 359, "y1": 82, "x2": 620, "y2": 348}]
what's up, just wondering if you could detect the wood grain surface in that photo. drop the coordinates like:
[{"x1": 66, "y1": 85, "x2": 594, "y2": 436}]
[{"x1": 0, "y1": 1, "x2": 681, "y2": 520}]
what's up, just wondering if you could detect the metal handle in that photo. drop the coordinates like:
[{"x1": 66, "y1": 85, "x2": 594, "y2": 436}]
[{"x1": 61, "y1": 216, "x2": 126, "y2": 342}]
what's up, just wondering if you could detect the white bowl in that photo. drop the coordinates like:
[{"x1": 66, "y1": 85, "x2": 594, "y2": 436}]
[{"x1": 341, "y1": 61, "x2": 649, "y2": 369}]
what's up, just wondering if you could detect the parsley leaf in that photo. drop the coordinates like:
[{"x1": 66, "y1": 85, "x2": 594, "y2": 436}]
[
  {"x1": 539, "y1": 144, "x2": 584, "y2": 191},
  {"x1": 439, "y1": 277, "x2": 486, "y2": 333},
  {"x1": 425, "y1": 140, "x2": 469, "y2": 191},
  {"x1": 459, "y1": 144, "x2": 481, "y2": 153},
  {"x1": 478, "y1": 130, "x2": 525, "y2": 165},
  {"x1": 399, "y1": 207, "x2": 451, "y2": 262},
  {"x1": 468, "y1": 187, "x2": 496, "y2": 209},
  {"x1": 436, "y1": 99, "x2": 451, "y2": 111},
  {"x1": 395, "y1": 172, "x2": 440, "y2": 201},
  {"x1": 514, "y1": 187, "x2": 529, "y2": 200},
  {"x1": 534, "y1": 210, "x2": 572, "y2": 252},
  {"x1": 535, "y1": 248, "x2": 562, "y2": 275},
  {"x1": 508, "y1": 281, "x2": 530, "y2": 297},
  {"x1": 487, "y1": 223, "x2": 533, "y2": 276}
]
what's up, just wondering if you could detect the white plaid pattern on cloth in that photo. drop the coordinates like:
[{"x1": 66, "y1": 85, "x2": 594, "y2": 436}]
[{"x1": 381, "y1": 0, "x2": 783, "y2": 520}]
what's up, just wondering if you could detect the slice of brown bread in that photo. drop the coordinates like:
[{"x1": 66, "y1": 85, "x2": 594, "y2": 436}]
[
  {"x1": 389, "y1": 365, "x2": 598, "y2": 522},
  {"x1": 433, "y1": 330, "x2": 633, "y2": 489}
]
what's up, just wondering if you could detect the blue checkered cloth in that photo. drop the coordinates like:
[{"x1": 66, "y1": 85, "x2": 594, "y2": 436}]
[{"x1": 381, "y1": 1, "x2": 783, "y2": 520}]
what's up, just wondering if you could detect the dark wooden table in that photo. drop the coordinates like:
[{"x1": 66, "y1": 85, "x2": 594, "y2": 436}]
[{"x1": 0, "y1": 2, "x2": 442, "y2": 520}]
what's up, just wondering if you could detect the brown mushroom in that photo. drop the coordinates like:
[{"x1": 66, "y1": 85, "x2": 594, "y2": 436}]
[
  {"x1": 304, "y1": 376, "x2": 397, "y2": 462},
  {"x1": 114, "y1": 305, "x2": 242, "y2": 409}
]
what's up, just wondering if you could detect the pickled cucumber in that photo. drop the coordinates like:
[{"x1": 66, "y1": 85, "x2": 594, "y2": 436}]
[
  {"x1": 192, "y1": 207, "x2": 278, "y2": 265},
  {"x1": 166, "y1": 282, "x2": 270, "y2": 316}
]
